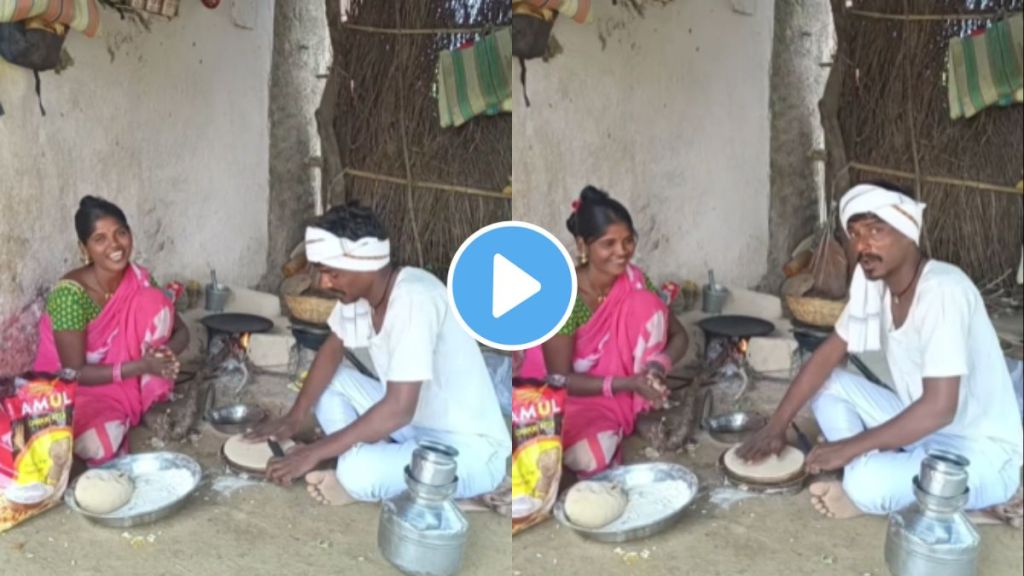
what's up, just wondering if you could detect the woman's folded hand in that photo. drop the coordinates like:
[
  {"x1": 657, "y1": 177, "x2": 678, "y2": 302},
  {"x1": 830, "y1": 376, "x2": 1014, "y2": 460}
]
[
  {"x1": 628, "y1": 373, "x2": 670, "y2": 409},
  {"x1": 142, "y1": 348, "x2": 179, "y2": 379}
]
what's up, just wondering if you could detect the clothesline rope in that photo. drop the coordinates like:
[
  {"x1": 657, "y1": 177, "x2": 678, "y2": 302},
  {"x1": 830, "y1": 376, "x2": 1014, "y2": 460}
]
[
  {"x1": 340, "y1": 22, "x2": 496, "y2": 35},
  {"x1": 849, "y1": 162, "x2": 1023, "y2": 196},
  {"x1": 847, "y1": 9, "x2": 1006, "y2": 22},
  {"x1": 344, "y1": 168, "x2": 511, "y2": 200}
]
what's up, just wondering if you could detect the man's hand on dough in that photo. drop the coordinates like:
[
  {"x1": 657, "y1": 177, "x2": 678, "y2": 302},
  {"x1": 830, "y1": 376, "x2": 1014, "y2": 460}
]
[
  {"x1": 265, "y1": 445, "x2": 320, "y2": 486},
  {"x1": 735, "y1": 426, "x2": 787, "y2": 463},
  {"x1": 245, "y1": 414, "x2": 301, "y2": 444}
]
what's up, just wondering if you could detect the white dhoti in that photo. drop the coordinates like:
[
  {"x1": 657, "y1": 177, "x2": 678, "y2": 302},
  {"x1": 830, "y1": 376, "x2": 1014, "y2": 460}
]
[
  {"x1": 315, "y1": 366, "x2": 507, "y2": 502},
  {"x1": 811, "y1": 369, "x2": 1021, "y2": 515}
]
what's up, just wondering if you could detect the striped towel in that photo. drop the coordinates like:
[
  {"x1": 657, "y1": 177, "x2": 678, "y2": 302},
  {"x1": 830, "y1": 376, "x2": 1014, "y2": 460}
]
[
  {"x1": 947, "y1": 13, "x2": 1023, "y2": 120},
  {"x1": 0, "y1": 0, "x2": 100, "y2": 37},
  {"x1": 524, "y1": 0, "x2": 592, "y2": 24},
  {"x1": 437, "y1": 27, "x2": 512, "y2": 129}
]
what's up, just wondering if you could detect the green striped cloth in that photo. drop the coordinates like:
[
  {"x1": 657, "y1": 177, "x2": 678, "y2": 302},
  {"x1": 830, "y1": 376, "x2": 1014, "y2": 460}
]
[
  {"x1": 437, "y1": 27, "x2": 512, "y2": 129},
  {"x1": 947, "y1": 13, "x2": 1023, "y2": 120}
]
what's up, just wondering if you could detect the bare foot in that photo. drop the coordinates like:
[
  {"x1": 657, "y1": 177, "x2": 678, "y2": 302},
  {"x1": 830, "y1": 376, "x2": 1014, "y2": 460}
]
[
  {"x1": 480, "y1": 476, "x2": 512, "y2": 517},
  {"x1": 967, "y1": 511, "x2": 1005, "y2": 526},
  {"x1": 305, "y1": 470, "x2": 355, "y2": 506},
  {"x1": 809, "y1": 480, "x2": 863, "y2": 520},
  {"x1": 969, "y1": 493, "x2": 1024, "y2": 528},
  {"x1": 456, "y1": 499, "x2": 490, "y2": 513}
]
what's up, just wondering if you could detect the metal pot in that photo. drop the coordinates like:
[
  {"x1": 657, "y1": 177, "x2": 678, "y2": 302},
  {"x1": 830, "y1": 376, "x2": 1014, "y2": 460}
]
[
  {"x1": 884, "y1": 451, "x2": 979, "y2": 576},
  {"x1": 702, "y1": 269, "x2": 730, "y2": 314},
  {"x1": 378, "y1": 441, "x2": 468, "y2": 576},
  {"x1": 205, "y1": 284, "x2": 231, "y2": 312}
]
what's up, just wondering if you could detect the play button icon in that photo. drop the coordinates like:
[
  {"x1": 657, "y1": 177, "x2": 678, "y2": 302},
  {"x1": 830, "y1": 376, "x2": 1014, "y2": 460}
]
[
  {"x1": 492, "y1": 254, "x2": 541, "y2": 318},
  {"x1": 448, "y1": 221, "x2": 577, "y2": 351}
]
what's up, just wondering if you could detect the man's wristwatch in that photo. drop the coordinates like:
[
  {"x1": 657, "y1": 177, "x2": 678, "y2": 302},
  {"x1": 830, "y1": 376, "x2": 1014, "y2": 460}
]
[
  {"x1": 546, "y1": 374, "x2": 568, "y2": 388},
  {"x1": 57, "y1": 367, "x2": 79, "y2": 382}
]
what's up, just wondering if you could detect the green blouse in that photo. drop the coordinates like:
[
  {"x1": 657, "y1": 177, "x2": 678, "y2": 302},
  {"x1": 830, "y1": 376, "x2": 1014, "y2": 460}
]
[
  {"x1": 558, "y1": 274, "x2": 660, "y2": 337},
  {"x1": 46, "y1": 274, "x2": 159, "y2": 332}
]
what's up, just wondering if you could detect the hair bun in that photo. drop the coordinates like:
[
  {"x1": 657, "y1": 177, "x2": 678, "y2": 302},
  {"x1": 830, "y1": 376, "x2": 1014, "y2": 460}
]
[
  {"x1": 579, "y1": 185, "x2": 609, "y2": 204},
  {"x1": 564, "y1": 185, "x2": 635, "y2": 243},
  {"x1": 79, "y1": 195, "x2": 103, "y2": 210}
]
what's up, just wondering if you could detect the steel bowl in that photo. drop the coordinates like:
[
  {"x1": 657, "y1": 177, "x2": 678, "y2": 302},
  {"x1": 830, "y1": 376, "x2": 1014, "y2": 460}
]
[
  {"x1": 205, "y1": 403, "x2": 267, "y2": 435},
  {"x1": 410, "y1": 440, "x2": 460, "y2": 486},
  {"x1": 64, "y1": 452, "x2": 203, "y2": 528},
  {"x1": 913, "y1": 477, "x2": 970, "y2": 512},
  {"x1": 703, "y1": 411, "x2": 767, "y2": 444},
  {"x1": 919, "y1": 450, "x2": 971, "y2": 498},
  {"x1": 553, "y1": 462, "x2": 699, "y2": 543}
]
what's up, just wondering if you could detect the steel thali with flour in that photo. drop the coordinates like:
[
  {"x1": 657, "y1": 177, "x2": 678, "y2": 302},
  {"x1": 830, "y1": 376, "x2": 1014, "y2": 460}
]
[
  {"x1": 554, "y1": 462, "x2": 699, "y2": 543},
  {"x1": 64, "y1": 452, "x2": 202, "y2": 528}
]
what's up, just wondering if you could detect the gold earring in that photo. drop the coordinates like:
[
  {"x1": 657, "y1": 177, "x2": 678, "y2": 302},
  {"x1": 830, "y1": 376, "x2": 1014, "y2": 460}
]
[
  {"x1": 80, "y1": 251, "x2": 91, "y2": 265},
  {"x1": 579, "y1": 253, "x2": 589, "y2": 266}
]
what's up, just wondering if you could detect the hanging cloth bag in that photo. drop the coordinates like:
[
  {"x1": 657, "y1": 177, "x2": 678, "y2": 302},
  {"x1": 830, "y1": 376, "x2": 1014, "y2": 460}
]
[
  {"x1": 0, "y1": 17, "x2": 68, "y2": 116},
  {"x1": 511, "y1": 2, "x2": 557, "y2": 107}
]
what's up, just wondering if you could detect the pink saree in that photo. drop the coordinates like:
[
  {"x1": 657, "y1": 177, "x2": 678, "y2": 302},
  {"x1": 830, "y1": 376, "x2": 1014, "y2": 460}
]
[
  {"x1": 519, "y1": 264, "x2": 669, "y2": 477},
  {"x1": 34, "y1": 264, "x2": 175, "y2": 466}
]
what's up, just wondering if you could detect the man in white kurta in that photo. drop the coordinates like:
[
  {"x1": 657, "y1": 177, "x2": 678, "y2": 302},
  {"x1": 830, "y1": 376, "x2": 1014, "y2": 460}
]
[
  {"x1": 816, "y1": 261, "x2": 1023, "y2": 515},
  {"x1": 739, "y1": 182, "x2": 1023, "y2": 519},
  {"x1": 314, "y1": 266, "x2": 511, "y2": 501},
  {"x1": 250, "y1": 205, "x2": 509, "y2": 504}
]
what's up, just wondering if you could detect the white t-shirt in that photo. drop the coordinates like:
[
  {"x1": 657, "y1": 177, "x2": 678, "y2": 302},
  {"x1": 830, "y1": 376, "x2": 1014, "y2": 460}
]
[
  {"x1": 837, "y1": 261, "x2": 1024, "y2": 464},
  {"x1": 328, "y1": 268, "x2": 510, "y2": 449}
]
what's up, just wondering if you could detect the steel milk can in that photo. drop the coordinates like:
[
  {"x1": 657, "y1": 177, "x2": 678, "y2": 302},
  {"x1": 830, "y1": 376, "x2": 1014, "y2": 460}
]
[
  {"x1": 885, "y1": 450, "x2": 980, "y2": 576},
  {"x1": 378, "y1": 440, "x2": 469, "y2": 576}
]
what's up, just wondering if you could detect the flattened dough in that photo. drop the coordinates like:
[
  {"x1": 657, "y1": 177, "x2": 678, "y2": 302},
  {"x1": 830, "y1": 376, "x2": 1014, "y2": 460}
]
[
  {"x1": 75, "y1": 470, "x2": 134, "y2": 514},
  {"x1": 724, "y1": 444, "x2": 805, "y2": 482},
  {"x1": 223, "y1": 434, "x2": 295, "y2": 471},
  {"x1": 564, "y1": 481, "x2": 628, "y2": 529}
]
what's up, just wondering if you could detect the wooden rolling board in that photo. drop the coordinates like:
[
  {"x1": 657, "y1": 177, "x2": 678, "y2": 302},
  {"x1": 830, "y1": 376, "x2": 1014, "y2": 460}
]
[{"x1": 717, "y1": 450, "x2": 808, "y2": 496}]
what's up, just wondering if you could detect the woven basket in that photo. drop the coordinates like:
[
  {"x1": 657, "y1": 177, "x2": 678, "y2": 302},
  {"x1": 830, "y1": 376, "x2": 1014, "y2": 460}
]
[
  {"x1": 786, "y1": 294, "x2": 846, "y2": 328},
  {"x1": 284, "y1": 294, "x2": 336, "y2": 326}
]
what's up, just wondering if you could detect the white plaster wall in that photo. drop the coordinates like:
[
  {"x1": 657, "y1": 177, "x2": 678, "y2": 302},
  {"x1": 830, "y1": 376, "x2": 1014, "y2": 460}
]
[
  {"x1": 512, "y1": 0, "x2": 774, "y2": 288},
  {"x1": 0, "y1": 1, "x2": 273, "y2": 321}
]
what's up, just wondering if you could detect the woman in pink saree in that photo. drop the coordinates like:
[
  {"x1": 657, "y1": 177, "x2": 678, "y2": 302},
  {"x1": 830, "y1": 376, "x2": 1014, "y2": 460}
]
[
  {"x1": 519, "y1": 187, "x2": 689, "y2": 478},
  {"x1": 33, "y1": 196, "x2": 189, "y2": 466}
]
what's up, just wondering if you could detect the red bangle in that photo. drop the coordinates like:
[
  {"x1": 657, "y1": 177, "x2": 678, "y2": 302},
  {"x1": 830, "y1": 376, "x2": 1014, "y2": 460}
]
[
  {"x1": 602, "y1": 376, "x2": 614, "y2": 398},
  {"x1": 113, "y1": 363, "x2": 123, "y2": 383}
]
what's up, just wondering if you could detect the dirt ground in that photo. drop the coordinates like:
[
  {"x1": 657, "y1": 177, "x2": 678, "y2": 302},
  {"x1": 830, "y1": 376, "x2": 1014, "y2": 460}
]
[
  {"x1": 514, "y1": 440, "x2": 1024, "y2": 576},
  {"x1": 3, "y1": 377, "x2": 1021, "y2": 576},
  {"x1": 2, "y1": 371, "x2": 511, "y2": 576},
  {"x1": 1, "y1": 426, "x2": 509, "y2": 576},
  {"x1": 510, "y1": 379, "x2": 1023, "y2": 576}
]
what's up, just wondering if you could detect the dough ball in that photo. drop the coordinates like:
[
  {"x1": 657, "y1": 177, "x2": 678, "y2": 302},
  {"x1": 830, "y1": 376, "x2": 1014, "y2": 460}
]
[
  {"x1": 564, "y1": 481, "x2": 628, "y2": 529},
  {"x1": 724, "y1": 444, "x2": 805, "y2": 482},
  {"x1": 75, "y1": 470, "x2": 134, "y2": 514}
]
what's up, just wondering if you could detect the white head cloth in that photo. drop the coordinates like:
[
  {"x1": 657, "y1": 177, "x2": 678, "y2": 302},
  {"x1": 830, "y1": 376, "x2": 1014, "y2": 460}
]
[
  {"x1": 305, "y1": 226, "x2": 390, "y2": 347},
  {"x1": 838, "y1": 184, "x2": 926, "y2": 353},
  {"x1": 305, "y1": 227, "x2": 390, "y2": 272}
]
